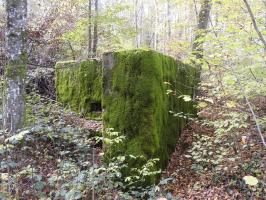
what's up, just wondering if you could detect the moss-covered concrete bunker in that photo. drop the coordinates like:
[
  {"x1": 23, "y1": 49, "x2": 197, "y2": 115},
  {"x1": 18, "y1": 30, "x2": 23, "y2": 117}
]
[
  {"x1": 102, "y1": 50, "x2": 197, "y2": 170},
  {"x1": 55, "y1": 50, "x2": 197, "y2": 174},
  {"x1": 55, "y1": 60, "x2": 102, "y2": 118}
]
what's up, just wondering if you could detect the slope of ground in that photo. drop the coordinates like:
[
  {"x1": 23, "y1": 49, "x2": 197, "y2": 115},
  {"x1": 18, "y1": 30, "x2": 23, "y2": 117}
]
[{"x1": 160, "y1": 83, "x2": 266, "y2": 199}]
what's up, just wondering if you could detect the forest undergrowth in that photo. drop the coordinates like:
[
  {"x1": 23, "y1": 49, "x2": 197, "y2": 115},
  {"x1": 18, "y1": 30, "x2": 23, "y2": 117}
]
[
  {"x1": 161, "y1": 69, "x2": 266, "y2": 199},
  {"x1": 0, "y1": 67, "x2": 266, "y2": 200},
  {"x1": 0, "y1": 75, "x2": 171, "y2": 199}
]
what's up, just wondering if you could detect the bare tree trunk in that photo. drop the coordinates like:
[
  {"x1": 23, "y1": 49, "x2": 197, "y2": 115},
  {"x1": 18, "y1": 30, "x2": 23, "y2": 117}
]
[
  {"x1": 92, "y1": 0, "x2": 98, "y2": 58},
  {"x1": 242, "y1": 0, "x2": 266, "y2": 50},
  {"x1": 154, "y1": 0, "x2": 158, "y2": 50},
  {"x1": 192, "y1": 0, "x2": 212, "y2": 65},
  {"x1": 191, "y1": 0, "x2": 212, "y2": 89},
  {"x1": 264, "y1": 1, "x2": 266, "y2": 29},
  {"x1": 3, "y1": 0, "x2": 27, "y2": 133},
  {"x1": 139, "y1": 1, "x2": 144, "y2": 47},
  {"x1": 134, "y1": 0, "x2": 139, "y2": 48},
  {"x1": 68, "y1": 40, "x2": 76, "y2": 60},
  {"x1": 167, "y1": 0, "x2": 171, "y2": 40},
  {"x1": 88, "y1": 0, "x2": 92, "y2": 58}
]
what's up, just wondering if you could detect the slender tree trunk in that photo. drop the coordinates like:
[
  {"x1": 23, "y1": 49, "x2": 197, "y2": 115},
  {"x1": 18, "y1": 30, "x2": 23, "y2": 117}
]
[
  {"x1": 139, "y1": 1, "x2": 144, "y2": 47},
  {"x1": 88, "y1": 0, "x2": 92, "y2": 58},
  {"x1": 154, "y1": 0, "x2": 158, "y2": 50},
  {"x1": 192, "y1": 0, "x2": 212, "y2": 64},
  {"x1": 167, "y1": 0, "x2": 171, "y2": 40},
  {"x1": 264, "y1": 1, "x2": 266, "y2": 29},
  {"x1": 242, "y1": 0, "x2": 266, "y2": 50},
  {"x1": 193, "y1": 0, "x2": 199, "y2": 19},
  {"x1": 191, "y1": 0, "x2": 212, "y2": 89},
  {"x1": 3, "y1": 0, "x2": 27, "y2": 133},
  {"x1": 134, "y1": 0, "x2": 139, "y2": 48},
  {"x1": 68, "y1": 40, "x2": 76, "y2": 60},
  {"x1": 92, "y1": 0, "x2": 98, "y2": 58}
]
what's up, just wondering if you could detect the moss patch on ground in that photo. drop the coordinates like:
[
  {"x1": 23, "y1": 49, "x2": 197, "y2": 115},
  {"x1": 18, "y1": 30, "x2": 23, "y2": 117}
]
[
  {"x1": 102, "y1": 50, "x2": 197, "y2": 172},
  {"x1": 55, "y1": 60, "x2": 102, "y2": 119}
]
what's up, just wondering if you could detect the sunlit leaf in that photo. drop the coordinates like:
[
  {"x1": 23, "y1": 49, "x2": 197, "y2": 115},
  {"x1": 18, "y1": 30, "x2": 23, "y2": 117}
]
[
  {"x1": 198, "y1": 102, "x2": 208, "y2": 108},
  {"x1": 226, "y1": 101, "x2": 237, "y2": 108},
  {"x1": 243, "y1": 176, "x2": 259, "y2": 186},
  {"x1": 179, "y1": 95, "x2": 192, "y2": 102}
]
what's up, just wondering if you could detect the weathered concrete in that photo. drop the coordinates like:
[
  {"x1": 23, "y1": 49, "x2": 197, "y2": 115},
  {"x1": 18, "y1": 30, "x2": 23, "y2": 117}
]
[
  {"x1": 55, "y1": 60, "x2": 102, "y2": 119},
  {"x1": 102, "y1": 49, "x2": 197, "y2": 171}
]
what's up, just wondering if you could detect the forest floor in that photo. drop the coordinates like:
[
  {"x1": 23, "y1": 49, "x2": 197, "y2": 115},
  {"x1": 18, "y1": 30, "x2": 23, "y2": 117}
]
[
  {"x1": 0, "y1": 88, "x2": 103, "y2": 199},
  {"x1": 0, "y1": 73, "x2": 266, "y2": 199},
  {"x1": 160, "y1": 86, "x2": 266, "y2": 199}
]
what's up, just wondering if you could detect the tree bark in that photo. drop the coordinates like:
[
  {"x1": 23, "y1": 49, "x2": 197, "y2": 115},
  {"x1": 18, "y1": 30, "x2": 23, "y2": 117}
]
[
  {"x1": 154, "y1": 0, "x2": 158, "y2": 50},
  {"x1": 192, "y1": 0, "x2": 212, "y2": 67},
  {"x1": 68, "y1": 40, "x2": 76, "y2": 60},
  {"x1": 3, "y1": 0, "x2": 27, "y2": 133},
  {"x1": 92, "y1": 0, "x2": 98, "y2": 58},
  {"x1": 88, "y1": 0, "x2": 92, "y2": 58},
  {"x1": 134, "y1": 0, "x2": 139, "y2": 48},
  {"x1": 167, "y1": 0, "x2": 171, "y2": 40}
]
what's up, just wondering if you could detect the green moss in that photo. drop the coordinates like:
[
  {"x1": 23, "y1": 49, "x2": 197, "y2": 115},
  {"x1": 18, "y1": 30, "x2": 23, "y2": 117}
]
[
  {"x1": 5, "y1": 63, "x2": 27, "y2": 79},
  {"x1": 102, "y1": 50, "x2": 197, "y2": 176},
  {"x1": 55, "y1": 60, "x2": 102, "y2": 119}
]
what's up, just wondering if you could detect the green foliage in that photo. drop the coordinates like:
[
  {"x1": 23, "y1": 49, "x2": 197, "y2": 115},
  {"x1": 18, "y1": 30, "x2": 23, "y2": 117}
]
[
  {"x1": 211, "y1": 112, "x2": 249, "y2": 136},
  {"x1": 187, "y1": 134, "x2": 229, "y2": 172},
  {"x1": 96, "y1": 128, "x2": 161, "y2": 188},
  {"x1": 187, "y1": 109, "x2": 250, "y2": 174},
  {"x1": 103, "y1": 49, "x2": 197, "y2": 177},
  {"x1": 1, "y1": 90, "x2": 176, "y2": 199},
  {"x1": 60, "y1": 2, "x2": 136, "y2": 57},
  {"x1": 55, "y1": 60, "x2": 102, "y2": 119}
]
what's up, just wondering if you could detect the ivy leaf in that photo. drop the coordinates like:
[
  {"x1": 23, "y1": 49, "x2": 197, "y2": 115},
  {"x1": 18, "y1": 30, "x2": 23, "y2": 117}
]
[{"x1": 243, "y1": 176, "x2": 259, "y2": 186}]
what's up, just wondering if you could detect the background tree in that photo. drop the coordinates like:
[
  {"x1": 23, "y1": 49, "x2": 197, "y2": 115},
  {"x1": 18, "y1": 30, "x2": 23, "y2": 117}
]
[
  {"x1": 92, "y1": 0, "x2": 99, "y2": 57},
  {"x1": 88, "y1": 0, "x2": 92, "y2": 58},
  {"x1": 192, "y1": 0, "x2": 212, "y2": 65},
  {"x1": 3, "y1": 0, "x2": 27, "y2": 133},
  {"x1": 242, "y1": 0, "x2": 266, "y2": 50}
]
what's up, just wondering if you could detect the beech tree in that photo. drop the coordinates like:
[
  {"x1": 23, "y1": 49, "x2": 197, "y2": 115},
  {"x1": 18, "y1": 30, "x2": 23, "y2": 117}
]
[
  {"x1": 88, "y1": 0, "x2": 92, "y2": 58},
  {"x1": 92, "y1": 0, "x2": 98, "y2": 57},
  {"x1": 192, "y1": 0, "x2": 212, "y2": 62},
  {"x1": 3, "y1": 0, "x2": 27, "y2": 133},
  {"x1": 191, "y1": 0, "x2": 212, "y2": 83}
]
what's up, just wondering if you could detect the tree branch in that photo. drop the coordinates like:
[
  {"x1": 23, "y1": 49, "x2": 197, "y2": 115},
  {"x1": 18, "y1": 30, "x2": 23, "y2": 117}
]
[{"x1": 242, "y1": 0, "x2": 266, "y2": 49}]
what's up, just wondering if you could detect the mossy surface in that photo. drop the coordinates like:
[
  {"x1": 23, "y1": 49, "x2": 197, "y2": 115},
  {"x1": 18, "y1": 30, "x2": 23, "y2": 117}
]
[
  {"x1": 102, "y1": 50, "x2": 197, "y2": 172},
  {"x1": 55, "y1": 60, "x2": 102, "y2": 119},
  {"x1": 5, "y1": 64, "x2": 27, "y2": 79}
]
